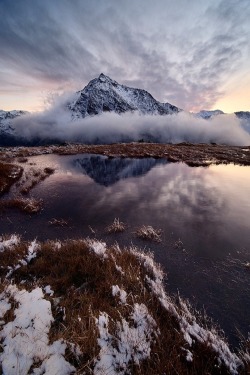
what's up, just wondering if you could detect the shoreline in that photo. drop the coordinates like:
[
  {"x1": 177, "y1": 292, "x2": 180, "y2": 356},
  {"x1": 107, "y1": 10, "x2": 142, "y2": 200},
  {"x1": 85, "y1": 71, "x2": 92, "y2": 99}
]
[{"x1": 1, "y1": 142, "x2": 250, "y2": 167}]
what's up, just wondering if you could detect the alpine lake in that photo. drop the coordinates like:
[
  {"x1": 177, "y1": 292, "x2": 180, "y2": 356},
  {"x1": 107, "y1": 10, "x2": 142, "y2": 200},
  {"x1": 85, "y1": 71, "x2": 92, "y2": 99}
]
[{"x1": 1, "y1": 153, "x2": 250, "y2": 347}]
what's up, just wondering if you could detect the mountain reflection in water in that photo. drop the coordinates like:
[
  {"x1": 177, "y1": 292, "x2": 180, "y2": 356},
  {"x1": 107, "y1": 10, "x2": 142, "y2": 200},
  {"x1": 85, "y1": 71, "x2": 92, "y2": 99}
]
[{"x1": 72, "y1": 155, "x2": 168, "y2": 186}]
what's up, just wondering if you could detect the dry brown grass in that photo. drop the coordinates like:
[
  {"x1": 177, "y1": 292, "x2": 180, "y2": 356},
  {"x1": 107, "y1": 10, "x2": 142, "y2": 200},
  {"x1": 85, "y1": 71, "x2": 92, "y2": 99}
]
[
  {"x1": 2, "y1": 142, "x2": 250, "y2": 166},
  {"x1": 239, "y1": 337, "x2": 250, "y2": 375},
  {"x1": 0, "y1": 237, "x2": 247, "y2": 374},
  {"x1": 44, "y1": 167, "x2": 55, "y2": 175},
  {"x1": 48, "y1": 218, "x2": 69, "y2": 226},
  {"x1": 0, "y1": 236, "x2": 26, "y2": 279},
  {"x1": 18, "y1": 166, "x2": 55, "y2": 195},
  {"x1": 135, "y1": 225, "x2": 162, "y2": 242},
  {"x1": 0, "y1": 161, "x2": 23, "y2": 195},
  {"x1": 0, "y1": 196, "x2": 43, "y2": 213},
  {"x1": 105, "y1": 218, "x2": 126, "y2": 233},
  {"x1": 0, "y1": 164, "x2": 54, "y2": 214},
  {"x1": 17, "y1": 157, "x2": 28, "y2": 163}
]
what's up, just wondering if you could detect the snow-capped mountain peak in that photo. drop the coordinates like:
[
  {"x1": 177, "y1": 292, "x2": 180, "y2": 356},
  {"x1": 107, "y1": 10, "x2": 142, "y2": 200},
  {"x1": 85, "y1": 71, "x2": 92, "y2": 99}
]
[
  {"x1": 0, "y1": 109, "x2": 28, "y2": 135},
  {"x1": 68, "y1": 74, "x2": 181, "y2": 118},
  {"x1": 195, "y1": 110, "x2": 225, "y2": 119}
]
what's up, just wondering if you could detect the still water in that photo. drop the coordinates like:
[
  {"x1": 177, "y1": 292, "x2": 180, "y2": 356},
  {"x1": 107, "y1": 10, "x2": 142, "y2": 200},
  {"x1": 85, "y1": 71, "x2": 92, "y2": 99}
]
[{"x1": 1, "y1": 154, "x2": 250, "y2": 345}]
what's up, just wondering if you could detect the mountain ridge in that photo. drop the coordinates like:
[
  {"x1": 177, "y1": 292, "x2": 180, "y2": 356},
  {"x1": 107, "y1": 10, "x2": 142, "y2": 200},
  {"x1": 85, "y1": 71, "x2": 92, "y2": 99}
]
[
  {"x1": 0, "y1": 110, "x2": 29, "y2": 136},
  {"x1": 68, "y1": 73, "x2": 181, "y2": 118},
  {"x1": 0, "y1": 75, "x2": 250, "y2": 146}
]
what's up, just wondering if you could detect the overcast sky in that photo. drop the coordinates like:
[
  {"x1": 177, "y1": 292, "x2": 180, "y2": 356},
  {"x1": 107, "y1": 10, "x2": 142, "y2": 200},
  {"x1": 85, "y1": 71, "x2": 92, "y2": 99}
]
[{"x1": 0, "y1": 0, "x2": 249, "y2": 113}]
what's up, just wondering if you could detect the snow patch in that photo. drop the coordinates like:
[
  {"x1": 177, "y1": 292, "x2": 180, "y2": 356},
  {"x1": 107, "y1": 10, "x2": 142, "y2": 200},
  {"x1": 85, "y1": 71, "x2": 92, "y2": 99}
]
[
  {"x1": 112, "y1": 285, "x2": 127, "y2": 304},
  {"x1": 94, "y1": 303, "x2": 157, "y2": 374},
  {"x1": 6, "y1": 239, "x2": 40, "y2": 279},
  {"x1": 54, "y1": 241, "x2": 62, "y2": 249},
  {"x1": 87, "y1": 239, "x2": 107, "y2": 258},
  {"x1": 182, "y1": 347, "x2": 193, "y2": 362},
  {"x1": 0, "y1": 235, "x2": 20, "y2": 252},
  {"x1": 0, "y1": 284, "x2": 75, "y2": 375},
  {"x1": 0, "y1": 291, "x2": 11, "y2": 320},
  {"x1": 44, "y1": 285, "x2": 54, "y2": 296},
  {"x1": 136, "y1": 247, "x2": 243, "y2": 375},
  {"x1": 26, "y1": 239, "x2": 40, "y2": 263},
  {"x1": 115, "y1": 264, "x2": 125, "y2": 275}
]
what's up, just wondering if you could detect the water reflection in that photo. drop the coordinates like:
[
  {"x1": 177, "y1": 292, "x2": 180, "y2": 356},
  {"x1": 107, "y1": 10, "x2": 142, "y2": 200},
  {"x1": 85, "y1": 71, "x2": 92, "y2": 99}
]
[
  {"x1": 5, "y1": 154, "x2": 250, "y2": 258},
  {"x1": 72, "y1": 155, "x2": 167, "y2": 186},
  {"x1": 1, "y1": 154, "x2": 250, "y2": 344}
]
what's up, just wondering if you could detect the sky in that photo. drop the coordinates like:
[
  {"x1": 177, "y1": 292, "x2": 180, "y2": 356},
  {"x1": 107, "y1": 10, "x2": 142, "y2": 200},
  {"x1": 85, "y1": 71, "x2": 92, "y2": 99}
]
[{"x1": 0, "y1": 0, "x2": 250, "y2": 113}]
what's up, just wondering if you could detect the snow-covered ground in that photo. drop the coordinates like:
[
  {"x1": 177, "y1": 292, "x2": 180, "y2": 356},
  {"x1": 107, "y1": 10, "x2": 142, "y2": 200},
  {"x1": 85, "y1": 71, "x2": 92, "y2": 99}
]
[
  {"x1": 0, "y1": 235, "x2": 248, "y2": 374},
  {"x1": 0, "y1": 285, "x2": 74, "y2": 375}
]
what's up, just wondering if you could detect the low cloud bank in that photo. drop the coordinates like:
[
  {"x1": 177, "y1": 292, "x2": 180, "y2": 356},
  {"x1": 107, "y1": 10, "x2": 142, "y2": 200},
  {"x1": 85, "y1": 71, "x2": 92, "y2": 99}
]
[{"x1": 13, "y1": 96, "x2": 250, "y2": 146}]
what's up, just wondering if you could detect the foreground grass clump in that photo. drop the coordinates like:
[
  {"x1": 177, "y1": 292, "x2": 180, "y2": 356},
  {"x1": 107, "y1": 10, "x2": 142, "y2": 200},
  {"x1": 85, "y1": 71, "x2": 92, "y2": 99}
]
[
  {"x1": 0, "y1": 163, "x2": 54, "y2": 214},
  {"x1": 0, "y1": 235, "x2": 249, "y2": 375},
  {"x1": 0, "y1": 161, "x2": 23, "y2": 195},
  {"x1": 17, "y1": 166, "x2": 55, "y2": 195},
  {"x1": 0, "y1": 196, "x2": 43, "y2": 213},
  {"x1": 106, "y1": 218, "x2": 126, "y2": 233},
  {"x1": 135, "y1": 225, "x2": 162, "y2": 242}
]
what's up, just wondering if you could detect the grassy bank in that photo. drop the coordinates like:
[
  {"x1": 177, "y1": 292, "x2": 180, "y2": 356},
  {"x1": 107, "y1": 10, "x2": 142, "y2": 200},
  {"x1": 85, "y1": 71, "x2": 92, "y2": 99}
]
[
  {"x1": 0, "y1": 161, "x2": 23, "y2": 195},
  {"x1": 0, "y1": 235, "x2": 249, "y2": 374},
  {"x1": 1, "y1": 142, "x2": 250, "y2": 166},
  {"x1": 0, "y1": 158, "x2": 54, "y2": 213}
]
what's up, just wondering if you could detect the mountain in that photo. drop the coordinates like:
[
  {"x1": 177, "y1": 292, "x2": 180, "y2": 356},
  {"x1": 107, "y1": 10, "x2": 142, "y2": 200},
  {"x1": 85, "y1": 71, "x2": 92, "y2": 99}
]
[
  {"x1": 0, "y1": 110, "x2": 28, "y2": 135},
  {"x1": 73, "y1": 155, "x2": 167, "y2": 186},
  {"x1": 68, "y1": 73, "x2": 181, "y2": 118},
  {"x1": 235, "y1": 111, "x2": 250, "y2": 134},
  {"x1": 0, "y1": 110, "x2": 30, "y2": 146},
  {"x1": 195, "y1": 110, "x2": 224, "y2": 119},
  {"x1": 234, "y1": 111, "x2": 250, "y2": 120}
]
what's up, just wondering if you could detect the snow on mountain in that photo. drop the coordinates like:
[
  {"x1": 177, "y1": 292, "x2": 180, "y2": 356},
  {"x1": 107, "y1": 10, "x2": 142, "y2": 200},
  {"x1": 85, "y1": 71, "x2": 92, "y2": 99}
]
[
  {"x1": 235, "y1": 111, "x2": 250, "y2": 134},
  {"x1": 195, "y1": 110, "x2": 225, "y2": 119},
  {"x1": 73, "y1": 155, "x2": 167, "y2": 186},
  {"x1": 234, "y1": 111, "x2": 250, "y2": 120},
  {"x1": 0, "y1": 110, "x2": 28, "y2": 135},
  {"x1": 68, "y1": 73, "x2": 181, "y2": 118}
]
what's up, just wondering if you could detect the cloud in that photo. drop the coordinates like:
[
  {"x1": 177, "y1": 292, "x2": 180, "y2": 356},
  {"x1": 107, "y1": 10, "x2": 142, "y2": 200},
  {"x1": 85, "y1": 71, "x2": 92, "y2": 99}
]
[
  {"x1": 13, "y1": 93, "x2": 250, "y2": 146},
  {"x1": 0, "y1": 0, "x2": 250, "y2": 111}
]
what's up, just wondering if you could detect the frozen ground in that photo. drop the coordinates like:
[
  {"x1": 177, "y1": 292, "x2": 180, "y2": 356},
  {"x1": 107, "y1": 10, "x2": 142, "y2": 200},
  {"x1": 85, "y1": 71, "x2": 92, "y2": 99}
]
[{"x1": 0, "y1": 235, "x2": 249, "y2": 374}]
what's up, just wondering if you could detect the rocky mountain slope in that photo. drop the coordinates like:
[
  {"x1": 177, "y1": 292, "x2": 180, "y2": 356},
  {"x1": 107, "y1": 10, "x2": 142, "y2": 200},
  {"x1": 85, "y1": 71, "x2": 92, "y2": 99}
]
[
  {"x1": 68, "y1": 73, "x2": 181, "y2": 118},
  {"x1": 234, "y1": 111, "x2": 250, "y2": 119},
  {"x1": 195, "y1": 110, "x2": 225, "y2": 119},
  {"x1": 0, "y1": 110, "x2": 28, "y2": 136},
  {"x1": 73, "y1": 155, "x2": 167, "y2": 186},
  {"x1": 195, "y1": 110, "x2": 250, "y2": 121}
]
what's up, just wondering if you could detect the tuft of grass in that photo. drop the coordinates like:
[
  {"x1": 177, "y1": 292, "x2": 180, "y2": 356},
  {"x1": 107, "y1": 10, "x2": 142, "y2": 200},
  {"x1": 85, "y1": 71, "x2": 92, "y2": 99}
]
[
  {"x1": 17, "y1": 157, "x2": 28, "y2": 163},
  {"x1": 44, "y1": 167, "x2": 55, "y2": 175},
  {"x1": 0, "y1": 196, "x2": 43, "y2": 213},
  {"x1": 174, "y1": 238, "x2": 184, "y2": 249},
  {"x1": 18, "y1": 167, "x2": 55, "y2": 195},
  {"x1": 135, "y1": 225, "x2": 162, "y2": 242},
  {"x1": 48, "y1": 218, "x2": 69, "y2": 227},
  {"x1": 0, "y1": 162, "x2": 23, "y2": 195},
  {"x1": 243, "y1": 339, "x2": 250, "y2": 374},
  {"x1": 106, "y1": 218, "x2": 126, "y2": 233}
]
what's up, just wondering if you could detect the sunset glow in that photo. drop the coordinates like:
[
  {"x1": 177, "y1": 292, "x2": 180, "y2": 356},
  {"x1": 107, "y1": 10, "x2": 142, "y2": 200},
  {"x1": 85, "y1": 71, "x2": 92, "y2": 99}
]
[{"x1": 0, "y1": 0, "x2": 249, "y2": 114}]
